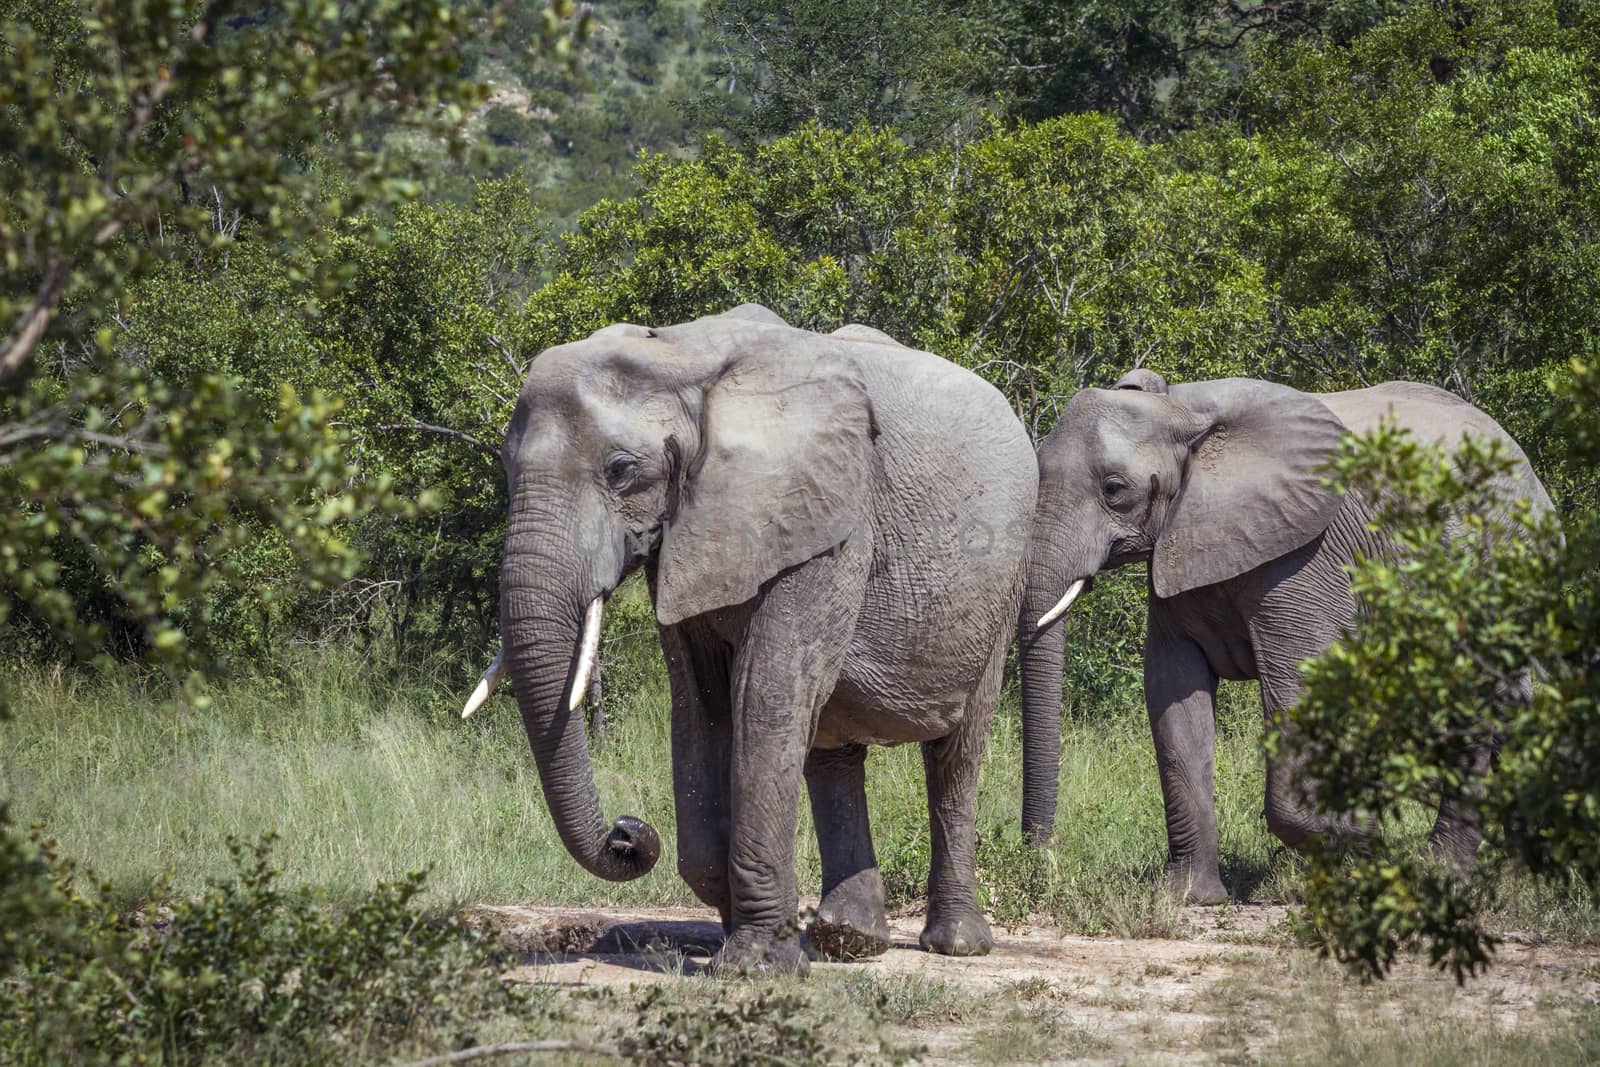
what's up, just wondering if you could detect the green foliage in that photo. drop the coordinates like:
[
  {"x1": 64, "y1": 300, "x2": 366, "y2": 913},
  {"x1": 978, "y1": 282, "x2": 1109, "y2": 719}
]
[
  {"x1": 544, "y1": 115, "x2": 1265, "y2": 420},
  {"x1": 0, "y1": 0, "x2": 587, "y2": 678},
  {"x1": 458, "y1": 0, "x2": 705, "y2": 219},
  {"x1": 1296, "y1": 852, "x2": 1495, "y2": 983},
  {"x1": 1224, "y1": 1, "x2": 1600, "y2": 471},
  {"x1": 1289, "y1": 360, "x2": 1600, "y2": 981},
  {"x1": 0, "y1": 817, "x2": 518, "y2": 1065},
  {"x1": 1, "y1": 367, "x2": 395, "y2": 683},
  {"x1": 623, "y1": 985, "x2": 832, "y2": 1065},
  {"x1": 695, "y1": 0, "x2": 993, "y2": 145},
  {"x1": 693, "y1": 0, "x2": 1427, "y2": 142},
  {"x1": 0, "y1": 0, "x2": 498, "y2": 370}
]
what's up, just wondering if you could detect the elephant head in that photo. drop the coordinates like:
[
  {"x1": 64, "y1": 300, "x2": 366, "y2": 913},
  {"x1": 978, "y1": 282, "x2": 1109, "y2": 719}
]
[
  {"x1": 476, "y1": 305, "x2": 878, "y2": 881},
  {"x1": 1016, "y1": 371, "x2": 1347, "y2": 841}
]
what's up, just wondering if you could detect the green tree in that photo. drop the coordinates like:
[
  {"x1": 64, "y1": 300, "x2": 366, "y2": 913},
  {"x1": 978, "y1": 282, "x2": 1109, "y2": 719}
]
[
  {"x1": 984, "y1": 0, "x2": 1418, "y2": 132},
  {"x1": 1217, "y1": 0, "x2": 1600, "y2": 489},
  {"x1": 0, "y1": 0, "x2": 584, "y2": 681},
  {"x1": 694, "y1": 0, "x2": 995, "y2": 144},
  {"x1": 692, "y1": 0, "x2": 1425, "y2": 143}
]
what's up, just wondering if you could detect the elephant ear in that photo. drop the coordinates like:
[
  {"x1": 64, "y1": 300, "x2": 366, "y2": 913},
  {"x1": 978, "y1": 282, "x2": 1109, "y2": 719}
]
[
  {"x1": 1152, "y1": 379, "x2": 1347, "y2": 599},
  {"x1": 654, "y1": 347, "x2": 876, "y2": 625}
]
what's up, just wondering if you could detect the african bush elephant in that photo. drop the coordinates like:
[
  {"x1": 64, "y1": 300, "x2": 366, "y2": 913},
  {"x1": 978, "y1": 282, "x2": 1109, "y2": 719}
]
[
  {"x1": 1017, "y1": 370, "x2": 1552, "y2": 903},
  {"x1": 464, "y1": 305, "x2": 1036, "y2": 972}
]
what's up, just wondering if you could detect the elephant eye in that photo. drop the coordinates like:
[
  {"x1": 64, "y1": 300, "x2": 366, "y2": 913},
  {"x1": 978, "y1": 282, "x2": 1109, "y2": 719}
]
[
  {"x1": 604, "y1": 454, "x2": 641, "y2": 490},
  {"x1": 1102, "y1": 475, "x2": 1131, "y2": 500}
]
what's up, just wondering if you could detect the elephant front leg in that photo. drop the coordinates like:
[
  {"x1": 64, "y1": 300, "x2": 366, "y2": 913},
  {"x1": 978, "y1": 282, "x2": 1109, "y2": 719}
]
[
  {"x1": 805, "y1": 743, "x2": 891, "y2": 960},
  {"x1": 713, "y1": 556, "x2": 865, "y2": 977},
  {"x1": 665, "y1": 626, "x2": 734, "y2": 930},
  {"x1": 1145, "y1": 629, "x2": 1228, "y2": 905}
]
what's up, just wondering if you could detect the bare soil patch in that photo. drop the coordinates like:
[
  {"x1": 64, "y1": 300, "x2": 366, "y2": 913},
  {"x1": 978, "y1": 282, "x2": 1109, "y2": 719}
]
[{"x1": 471, "y1": 903, "x2": 1600, "y2": 1064}]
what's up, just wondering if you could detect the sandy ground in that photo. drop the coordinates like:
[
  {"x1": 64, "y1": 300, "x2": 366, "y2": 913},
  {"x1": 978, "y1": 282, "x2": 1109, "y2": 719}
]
[{"x1": 469, "y1": 902, "x2": 1600, "y2": 1064}]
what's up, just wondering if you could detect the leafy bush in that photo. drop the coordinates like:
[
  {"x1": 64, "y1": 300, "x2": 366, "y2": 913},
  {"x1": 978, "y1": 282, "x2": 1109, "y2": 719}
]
[
  {"x1": 623, "y1": 986, "x2": 830, "y2": 1065},
  {"x1": 1289, "y1": 360, "x2": 1600, "y2": 981},
  {"x1": 0, "y1": 817, "x2": 519, "y2": 1065},
  {"x1": 622, "y1": 984, "x2": 919, "y2": 1065},
  {"x1": 0, "y1": 0, "x2": 586, "y2": 683}
]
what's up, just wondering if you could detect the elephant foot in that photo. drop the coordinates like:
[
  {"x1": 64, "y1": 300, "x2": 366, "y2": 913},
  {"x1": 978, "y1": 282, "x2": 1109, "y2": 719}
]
[
  {"x1": 1163, "y1": 862, "x2": 1228, "y2": 905},
  {"x1": 919, "y1": 905, "x2": 992, "y2": 957},
  {"x1": 807, "y1": 872, "x2": 891, "y2": 961},
  {"x1": 710, "y1": 928, "x2": 810, "y2": 977}
]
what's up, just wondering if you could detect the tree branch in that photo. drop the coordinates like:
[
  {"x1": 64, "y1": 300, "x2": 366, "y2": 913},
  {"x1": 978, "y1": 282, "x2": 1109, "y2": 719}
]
[
  {"x1": 0, "y1": 259, "x2": 69, "y2": 385},
  {"x1": 372, "y1": 421, "x2": 501, "y2": 462}
]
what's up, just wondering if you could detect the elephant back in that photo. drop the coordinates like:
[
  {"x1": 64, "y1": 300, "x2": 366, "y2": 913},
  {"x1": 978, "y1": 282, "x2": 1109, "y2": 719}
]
[{"x1": 1319, "y1": 380, "x2": 1554, "y2": 522}]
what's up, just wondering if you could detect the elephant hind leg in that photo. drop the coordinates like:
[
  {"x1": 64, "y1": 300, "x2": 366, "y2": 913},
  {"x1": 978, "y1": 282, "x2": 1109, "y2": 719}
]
[
  {"x1": 804, "y1": 743, "x2": 891, "y2": 960},
  {"x1": 1262, "y1": 746, "x2": 1374, "y2": 851},
  {"x1": 1428, "y1": 696, "x2": 1507, "y2": 878},
  {"x1": 1427, "y1": 668, "x2": 1527, "y2": 876},
  {"x1": 1256, "y1": 636, "x2": 1374, "y2": 856},
  {"x1": 917, "y1": 635, "x2": 1007, "y2": 958}
]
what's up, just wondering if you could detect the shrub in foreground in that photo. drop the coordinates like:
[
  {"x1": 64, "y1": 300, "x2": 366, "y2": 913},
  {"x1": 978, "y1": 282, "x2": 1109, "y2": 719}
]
[
  {"x1": 0, "y1": 814, "x2": 517, "y2": 1065},
  {"x1": 1289, "y1": 360, "x2": 1600, "y2": 981}
]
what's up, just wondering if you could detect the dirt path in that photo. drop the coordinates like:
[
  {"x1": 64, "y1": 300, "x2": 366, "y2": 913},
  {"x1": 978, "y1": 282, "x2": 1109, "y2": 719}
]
[{"x1": 471, "y1": 903, "x2": 1600, "y2": 1063}]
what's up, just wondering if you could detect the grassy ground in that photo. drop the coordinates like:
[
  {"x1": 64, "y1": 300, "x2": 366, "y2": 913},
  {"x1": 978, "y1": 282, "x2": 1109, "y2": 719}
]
[
  {"x1": 3, "y1": 637, "x2": 1597, "y2": 940},
  {"x1": 6, "y1": 639, "x2": 1600, "y2": 1064},
  {"x1": 216, "y1": 939, "x2": 1599, "y2": 1067},
  {"x1": 0, "y1": 643, "x2": 1265, "y2": 920}
]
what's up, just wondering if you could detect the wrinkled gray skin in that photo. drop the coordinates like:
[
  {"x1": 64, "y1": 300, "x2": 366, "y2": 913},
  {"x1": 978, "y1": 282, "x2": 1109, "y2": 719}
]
[
  {"x1": 499, "y1": 305, "x2": 1036, "y2": 973},
  {"x1": 1018, "y1": 371, "x2": 1552, "y2": 902}
]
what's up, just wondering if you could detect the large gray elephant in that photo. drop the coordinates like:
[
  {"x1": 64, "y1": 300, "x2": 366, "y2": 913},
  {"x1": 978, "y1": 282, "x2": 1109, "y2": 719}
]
[
  {"x1": 1017, "y1": 370, "x2": 1552, "y2": 903},
  {"x1": 465, "y1": 305, "x2": 1036, "y2": 973}
]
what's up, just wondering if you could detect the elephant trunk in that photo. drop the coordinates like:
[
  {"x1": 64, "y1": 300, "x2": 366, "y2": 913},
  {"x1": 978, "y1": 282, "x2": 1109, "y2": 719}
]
[
  {"x1": 1017, "y1": 518, "x2": 1098, "y2": 846},
  {"x1": 1018, "y1": 572, "x2": 1068, "y2": 845},
  {"x1": 501, "y1": 496, "x2": 659, "y2": 882}
]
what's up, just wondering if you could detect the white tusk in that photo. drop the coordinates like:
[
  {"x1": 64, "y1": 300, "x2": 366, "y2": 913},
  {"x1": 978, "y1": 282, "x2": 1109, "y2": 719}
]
[
  {"x1": 461, "y1": 650, "x2": 506, "y2": 719},
  {"x1": 1036, "y1": 578, "x2": 1086, "y2": 630},
  {"x1": 568, "y1": 596, "x2": 604, "y2": 712}
]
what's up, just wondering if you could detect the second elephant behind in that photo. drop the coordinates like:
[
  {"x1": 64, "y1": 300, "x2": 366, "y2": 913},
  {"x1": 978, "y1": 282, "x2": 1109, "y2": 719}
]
[{"x1": 1017, "y1": 371, "x2": 1552, "y2": 902}]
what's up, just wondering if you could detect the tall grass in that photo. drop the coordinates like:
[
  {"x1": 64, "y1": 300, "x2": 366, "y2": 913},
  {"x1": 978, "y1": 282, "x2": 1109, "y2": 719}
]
[
  {"x1": 0, "y1": 635, "x2": 1259, "y2": 916},
  {"x1": 3, "y1": 640, "x2": 1595, "y2": 940}
]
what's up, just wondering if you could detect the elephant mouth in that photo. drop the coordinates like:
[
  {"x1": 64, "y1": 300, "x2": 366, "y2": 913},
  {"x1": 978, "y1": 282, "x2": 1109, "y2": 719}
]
[
  {"x1": 464, "y1": 523, "x2": 664, "y2": 721},
  {"x1": 1106, "y1": 543, "x2": 1152, "y2": 569},
  {"x1": 622, "y1": 522, "x2": 664, "y2": 573}
]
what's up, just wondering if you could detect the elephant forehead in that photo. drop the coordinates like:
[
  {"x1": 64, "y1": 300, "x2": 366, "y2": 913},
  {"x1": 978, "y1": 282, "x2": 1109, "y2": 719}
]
[
  {"x1": 1088, "y1": 412, "x2": 1166, "y2": 464},
  {"x1": 519, "y1": 343, "x2": 694, "y2": 428},
  {"x1": 511, "y1": 388, "x2": 687, "y2": 465},
  {"x1": 1048, "y1": 390, "x2": 1168, "y2": 467}
]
